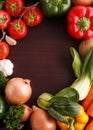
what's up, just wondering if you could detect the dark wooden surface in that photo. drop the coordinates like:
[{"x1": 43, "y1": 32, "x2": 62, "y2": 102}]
[{"x1": 1, "y1": 0, "x2": 79, "y2": 129}]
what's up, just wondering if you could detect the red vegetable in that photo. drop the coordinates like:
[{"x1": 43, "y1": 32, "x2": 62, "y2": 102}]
[
  {"x1": 23, "y1": 6, "x2": 43, "y2": 27},
  {"x1": 82, "y1": 85, "x2": 93, "y2": 111},
  {"x1": 21, "y1": 104, "x2": 32, "y2": 122},
  {"x1": 30, "y1": 105, "x2": 57, "y2": 130},
  {"x1": 0, "y1": 10, "x2": 11, "y2": 30},
  {"x1": 85, "y1": 120, "x2": 93, "y2": 130},
  {"x1": 5, "y1": 0, "x2": 24, "y2": 17},
  {"x1": 67, "y1": 6, "x2": 93, "y2": 39},
  {"x1": 0, "y1": 41, "x2": 9, "y2": 59},
  {"x1": 87, "y1": 101, "x2": 93, "y2": 117},
  {"x1": 8, "y1": 19, "x2": 28, "y2": 39}
]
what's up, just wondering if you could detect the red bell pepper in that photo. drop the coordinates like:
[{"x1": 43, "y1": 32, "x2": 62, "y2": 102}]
[{"x1": 67, "y1": 6, "x2": 93, "y2": 39}]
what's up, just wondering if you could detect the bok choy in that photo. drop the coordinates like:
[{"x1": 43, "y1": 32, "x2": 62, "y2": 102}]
[
  {"x1": 70, "y1": 47, "x2": 93, "y2": 101},
  {"x1": 37, "y1": 87, "x2": 80, "y2": 123}
]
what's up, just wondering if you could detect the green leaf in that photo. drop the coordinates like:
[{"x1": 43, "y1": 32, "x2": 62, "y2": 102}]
[
  {"x1": 82, "y1": 47, "x2": 93, "y2": 77},
  {"x1": 70, "y1": 47, "x2": 82, "y2": 78},
  {"x1": 49, "y1": 97, "x2": 80, "y2": 117},
  {"x1": 48, "y1": 107, "x2": 69, "y2": 124},
  {"x1": 3, "y1": 105, "x2": 24, "y2": 130},
  {"x1": 54, "y1": 87, "x2": 79, "y2": 102},
  {"x1": 0, "y1": 71, "x2": 9, "y2": 95},
  {"x1": 87, "y1": 48, "x2": 93, "y2": 81}
]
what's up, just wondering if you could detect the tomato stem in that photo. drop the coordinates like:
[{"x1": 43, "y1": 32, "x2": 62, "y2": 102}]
[
  {"x1": 0, "y1": 30, "x2": 6, "y2": 41},
  {"x1": 18, "y1": 1, "x2": 40, "y2": 21},
  {"x1": 34, "y1": 1, "x2": 40, "y2": 6}
]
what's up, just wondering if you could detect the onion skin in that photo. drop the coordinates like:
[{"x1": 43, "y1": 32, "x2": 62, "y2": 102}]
[
  {"x1": 5, "y1": 78, "x2": 32, "y2": 105},
  {"x1": 21, "y1": 104, "x2": 32, "y2": 122},
  {"x1": 78, "y1": 37, "x2": 93, "y2": 58},
  {"x1": 30, "y1": 105, "x2": 57, "y2": 130},
  {"x1": 71, "y1": 0, "x2": 93, "y2": 6}
]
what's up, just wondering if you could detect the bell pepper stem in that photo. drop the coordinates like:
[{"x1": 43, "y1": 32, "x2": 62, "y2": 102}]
[
  {"x1": 78, "y1": 17, "x2": 91, "y2": 31},
  {"x1": 68, "y1": 117, "x2": 75, "y2": 130}
]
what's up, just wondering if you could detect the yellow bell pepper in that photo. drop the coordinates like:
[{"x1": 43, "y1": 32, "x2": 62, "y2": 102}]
[{"x1": 57, "y1": 105, "x2": 89, "y2": 130}]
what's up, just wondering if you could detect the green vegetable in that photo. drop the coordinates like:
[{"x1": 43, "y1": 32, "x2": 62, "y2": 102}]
[
  {"x1": 40, "y1": 0, "x2": 71, "y2": 17},
  {"x1": 70, "y1": 47, "x2": 82, "y2": 78},
  {"x1": 70, "y1": 47, "x2": 93, "y2": 101},
  {"x1": 48, "y1": 96, "x2": 80, "y2": 120},
  {"x1": 37, "y1": 87, "x2": 80, "y2": 123},
  {"x1": 3, "y1": 105, "x2": 25, "y2": 130},
  {"x1": 0, "y1": 95, "x2": 6, "y2": 120},
  {"x1": 0, "y1": 0, "x2": 5, "y2": 9},
  {"x1": 0, "y1": 71, "x2": 9, "y2": 95},
  {"x1": 55, "y1": 87, "x2": 79, "y2": 102}
]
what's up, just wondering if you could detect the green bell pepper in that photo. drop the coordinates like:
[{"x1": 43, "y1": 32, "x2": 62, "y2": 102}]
[
  {"x1": 40, "y1": 0, "x2": 71, "y2": 17},
  {"x1": 0, "y1": 0, "x2": 5, "y2": 9},
  {"x1": 0, "y1": 95, "x2": 6, "y2": 120}
]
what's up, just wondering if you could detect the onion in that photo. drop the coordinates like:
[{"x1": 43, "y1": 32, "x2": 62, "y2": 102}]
[
  {"x1": 5, "y1": 77, "x2": 32, "y2": 104},
  {"x1": 21, "y1": 104, "x2": 32, "y2": 122}
]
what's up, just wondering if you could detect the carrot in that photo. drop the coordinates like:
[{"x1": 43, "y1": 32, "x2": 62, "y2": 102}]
[
  {"x1": 82, "y1": 85, "x2": 93, "y2": 111},
  {"x1": 85, "y1": 120, "x2": 93, "y2": 130},
  {"x1": 87, "y1": 101, "x2": 93, "y2": 117}
]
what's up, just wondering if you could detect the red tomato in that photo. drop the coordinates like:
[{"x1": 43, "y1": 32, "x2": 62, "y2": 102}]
[
  {"x1": 0, "y1": 10, "x2": 11, "y2": 30},
  {"x1": 0, "y1": 41, "x2": 9, "y2": 59},
  {"x1": 8, "y1": 19, "x2": 28, "y2": 39},
  {"x1": 5, "y1": 0, "x2": 24, "y2": 17},
  {"x1": 23, "y1": 6, "x2": 43, "y2": 26}
]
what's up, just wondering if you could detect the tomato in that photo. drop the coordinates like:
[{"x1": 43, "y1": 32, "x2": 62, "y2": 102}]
[
  {"x1": 0, "y1": 95, "x2": 6, "y2": 119},
  {"x1": 8, "y1": 19, "x2": 28, "y2": 39},
  {"x1": 5, "y1": 0, "x2": 24, "y2": 17},
  {"x1": 0, "y1": 10, "x2": 11, "y2": 30},
  {"x1": 0, "y1": 41, "x2": 9, "y2": 59},
  {"x1": 23, "y1": 6, "x2": 43, "y2": 27}
]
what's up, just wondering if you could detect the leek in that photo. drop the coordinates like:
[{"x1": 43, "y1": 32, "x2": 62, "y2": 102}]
[{"x1": 70, "y1": 47, "x2": 93, "y2": 101}]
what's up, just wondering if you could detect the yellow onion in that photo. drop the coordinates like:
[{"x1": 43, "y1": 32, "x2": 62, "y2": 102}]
[{"x1": 5, "y1": 77, "x2": 32, "y2": 104}]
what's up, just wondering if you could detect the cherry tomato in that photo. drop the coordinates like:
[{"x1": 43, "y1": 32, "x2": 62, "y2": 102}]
[
  {"x1": 0, "y1": 41, "x2": 9, "y2": 59},
  {"x1": 5, "y1": 0, "x2": 24, "y2": 17},
  {"x1": 0, "y1": 10, "x2": 11, "y2": 30},
  {"x1": 23, "y1": 6, "x2": 43, "y2": 27},
  {"x1": 0, "y1": 95, "x2": 6, "y2": 119},
  {"x1": 8, "y1": 19, "x2": 28, "y2": 39}
]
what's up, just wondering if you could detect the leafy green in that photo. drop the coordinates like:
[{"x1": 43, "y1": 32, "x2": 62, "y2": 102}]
[
  {"x1": 70, "y1": 47, "x2": 93, "y2": 100},
  {"x1": 49, "y1": 97, "x2": 80, "y2": 117},
  {"x1": 55, "y1": 87, "x2": 79, "y2": 102},
  {"x1": 70, "y1": 47, "x2": 82, "y2": 78},
  {"x1": 37, "y1": 87, "x2": 80, "y2": 123},
  {"x1": 0, "y1": 71, "x2": 9, "y2": 95},
  {"x1": 3, "y1": 105, "x2": 24, "y2": 130},
  {"x1": 37, "y1": 93, "x2": 53, "y2": 110},
  {"x1": 0, "y1": 71, "x2": 9, "y2": 87},
  {"x1": 48, "y1": 107, "x2": 69, "y2": 124}
]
